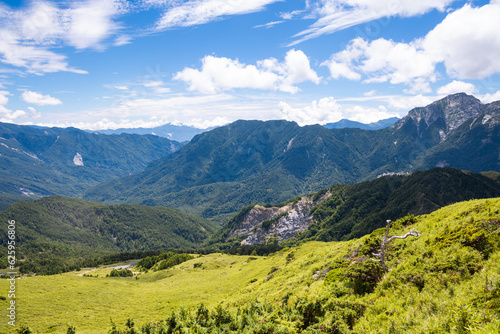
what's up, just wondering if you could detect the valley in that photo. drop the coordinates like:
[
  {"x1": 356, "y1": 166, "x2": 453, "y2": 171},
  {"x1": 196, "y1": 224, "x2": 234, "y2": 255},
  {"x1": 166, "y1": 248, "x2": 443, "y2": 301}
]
[{"x1": 2, "y1": 1, "x2": 500, "y2": 332}]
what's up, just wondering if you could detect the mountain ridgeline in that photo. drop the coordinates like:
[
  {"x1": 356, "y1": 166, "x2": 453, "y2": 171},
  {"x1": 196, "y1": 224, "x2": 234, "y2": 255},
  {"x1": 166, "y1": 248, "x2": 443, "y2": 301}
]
[
  {"x1": 323, "y1": 117, "x2": 399, "y2": 130},
  {"x1": 0, "y1": 123, "x2": 182, "y2": 210},
  {"x1": 85, "y1": 93, "x2": 500, "y2": 222},
  {"x1": 209, "y1": 168, "x2": 500, "y2": 248},
  {"x1": 95, "y1": 123, "x2": 215, "y2": 142}
]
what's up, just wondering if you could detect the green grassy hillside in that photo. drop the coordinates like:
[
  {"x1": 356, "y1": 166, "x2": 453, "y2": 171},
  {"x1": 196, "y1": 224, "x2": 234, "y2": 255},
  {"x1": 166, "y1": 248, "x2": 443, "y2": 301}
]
[
  {"x1": 0, "y1": 196, "x2": 217, "y2": 275},
  {"x1": 3, "y1": 198, "x2": 499, "y2": 333}
]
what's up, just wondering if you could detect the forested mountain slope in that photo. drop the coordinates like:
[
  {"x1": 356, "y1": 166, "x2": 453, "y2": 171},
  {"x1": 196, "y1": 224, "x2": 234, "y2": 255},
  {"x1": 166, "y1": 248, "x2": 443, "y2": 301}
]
[
  {"x1": 0, "y1": 196, "x2": 216, "y2": 274},
  {"x1": 0, "y1": 122, "x2": 181, "y2": 209}
]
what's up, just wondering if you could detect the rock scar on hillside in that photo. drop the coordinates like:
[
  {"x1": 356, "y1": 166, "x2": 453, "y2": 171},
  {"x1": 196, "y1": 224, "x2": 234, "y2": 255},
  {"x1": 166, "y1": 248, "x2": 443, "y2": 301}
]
[{"x1": 231, "y1": 192, "x2": 331, "y2": 245}]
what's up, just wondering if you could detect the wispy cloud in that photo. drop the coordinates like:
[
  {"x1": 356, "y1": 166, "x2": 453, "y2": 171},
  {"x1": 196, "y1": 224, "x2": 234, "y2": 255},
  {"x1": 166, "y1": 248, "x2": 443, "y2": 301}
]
[
  {"x1": 154, "y1": 0, "x2": 281, "y2": 31},
  {"x1": 254, "y1": 20, "x2": 284, "y2": 29},
  {"x1": 0, "y1": 0, "x2": 125, "y2": 75},
  {"x1": 289, "y1": 0, "x2": 456, "y2": 45}
]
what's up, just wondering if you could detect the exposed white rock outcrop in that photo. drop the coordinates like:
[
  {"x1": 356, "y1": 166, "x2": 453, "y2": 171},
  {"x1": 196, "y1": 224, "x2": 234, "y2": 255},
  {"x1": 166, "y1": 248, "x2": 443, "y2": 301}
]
[
  {"x1": 73, "y1": 152, "x2": 84, "y2": 166},
  {"x1": 230, "y1": 191, "x2": 331, "y2": 245}
]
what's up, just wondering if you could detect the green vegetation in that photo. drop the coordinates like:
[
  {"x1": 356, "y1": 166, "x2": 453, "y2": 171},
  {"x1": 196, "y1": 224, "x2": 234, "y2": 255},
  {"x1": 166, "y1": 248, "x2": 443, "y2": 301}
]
[
  {"x1": 108, "y1": 268, "x2": 133, "y2": 277},
  {"x1": 4, "y1": 198, "x2": 500, "y2": 333},
  {"x1": 0, "y1": 196, "x2": 217, "y2": 275},
  {"x1": 213, "y1": 168, "x2": 500, "y2": 246},
  {"x1": 301, "y1": 167, "x2": 500, "y2": 241},
  {"x1": 136, "y1": 252, "x2": 194, "y2": 271},
  {"x1": 261, "y1": 212, "x2": 288, "y2": 231}
]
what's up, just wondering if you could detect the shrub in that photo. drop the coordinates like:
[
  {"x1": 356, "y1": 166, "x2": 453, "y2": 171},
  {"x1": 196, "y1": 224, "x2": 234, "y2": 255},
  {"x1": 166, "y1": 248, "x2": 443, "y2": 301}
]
[
  {"x1": 67, "y1": 325, "x2": 76, "y2": 334},
  {"x1": 296, "y1": 298, "x2": 324, "y2": 329},
  {"x1": 344, "y1": 260, "x2": 383, "y2": 294},
  {"x1": 435, "y1": 219, "x2": 500, "y2": 259},
  {"x1": 358, "y1": 228, "x2": 385, "y2": 257},
  {"x1": 109, "y1": 268, "x2": 133, "y2": 277},
  {"x1": 196, "y1": 303, "x2": 210, "y2": 327},
  {"x1": 212, "y1": 304, "x2": 232, "y2": 326},
  {"x1": 15, "y1": 325, "x2": 34, "y2": 334}
]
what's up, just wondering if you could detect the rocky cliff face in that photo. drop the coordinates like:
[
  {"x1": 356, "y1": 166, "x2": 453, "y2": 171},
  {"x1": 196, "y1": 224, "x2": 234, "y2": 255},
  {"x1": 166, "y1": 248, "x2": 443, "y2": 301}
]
[
  {"x1": 483, "y1": 101, "x2": 500, "y2": 128},
  {"x1": 395, "y1": 93, "x2": 485, "y2": 140},
  {"x1": 230, "y1": 192, "x2": 331, "y2": 245}
]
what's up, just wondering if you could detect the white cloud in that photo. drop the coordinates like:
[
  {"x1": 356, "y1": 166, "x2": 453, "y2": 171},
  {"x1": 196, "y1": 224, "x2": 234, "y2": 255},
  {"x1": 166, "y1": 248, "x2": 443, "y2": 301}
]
[
  {"x1": 0, "y1": 90, "x2": 9, "y2": 106},
  {"x1": 0, "y1": 106, "x2": 27, "y2": 121},
  {"x1": 479, "y1": 90, "x2": 500, "y2": 104},
  {"x1": 403, "y1": 78, "x2": 432, "y2": 94},
  {"x1": 254, "y1": 21, "x2": 285, "y2": 29},
  {"x1": 437, "y1": 80, "x2": 476, "y2": 96},
  {"x1": 323, "y1": 61, "x2": 361, "y2": 81},
  {"x1": 387, "y1": 94, "x2": 434, "y2": 110},
  {"x1": 279, "y1": 97, "x2": 342, "y2": 125},
  {"x1": 27, "y1": 93, "x2": 282, "y2": 130},
  {"x1": 0, "y1": 30, "x2": 87, "y2": 75},
  {"x1": 30, "y1": 115, "x2": 230, "y2": 131},
  {"x1": 143, "y1": 80, "x2": 164, "y2": 87},
  {"x1": 154, "y1": 87, "x2": 171, "y2": 94},
  {"x1": 22, "y1": 90, "x2": 62, "y2": 106},
  {"x1": 155, "y1": 0, "x2": 281, "y2": 30},
  {"x1": 114, "y1": 34, "x2": 132, "y2": 46},
  {"x1": 423, "y1": 3, "x2": 500, "y2": 79},
  {"x1": 0, "y1": 90, "x2": 26, "y2": 120},
  {"x1": 279, "y1": 96, "x2": 398, "y2": 125},
  {"x1": 280, "y1": 9, "x2": 305, "y2": 20},
  {"x1": 321, "y1": 2, "x2": 500, "y2": 91},
  {"x1": 27, "y1": 106, "x2": 41, "y2": 118},
  {"x1": 140, "y1": 80, "x2": 171, "y2": 94},
  {"x1": 174, "y1": 49, "x2": 320, "y2": 94},
  {"x1": 114, "y1": 85, "x2": 128, "y2": 90},
  {"x1": 64, "y1": 0, "x2": 125, "y2": 50},
  {"x1": 290, "y1": 0, "x2": 455, "y2": 45},
  {"x1": 322, "y1": 37, "x2": 436, "y2": 90},
  {"x1": 0, "y1": 0, "x2": 124, "y2": 74}
]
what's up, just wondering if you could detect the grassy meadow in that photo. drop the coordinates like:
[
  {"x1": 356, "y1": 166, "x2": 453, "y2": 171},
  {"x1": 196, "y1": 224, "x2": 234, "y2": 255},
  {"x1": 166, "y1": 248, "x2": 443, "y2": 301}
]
[{"x1": 1, "y1": 198, "x2": 500, "y2": 333}]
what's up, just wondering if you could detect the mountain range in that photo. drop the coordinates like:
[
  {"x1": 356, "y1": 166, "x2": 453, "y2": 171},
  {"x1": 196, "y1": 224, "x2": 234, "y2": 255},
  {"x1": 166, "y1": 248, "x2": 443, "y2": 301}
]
[
  {"x1": 94, "y1": 118, "x2": 399, "y2": 142},
  {"x1": 84, "y1": 93, "x2": 500, "y2": 222},
  {"x1": 0, "y1": 93, "x2": 498, "y2": 224},
  {"x1": 94, "y1": 123, "x2": 215, "y2": 142},
  {"x1": 0, "y1": 123, "x2": 181, "y2": 210}
]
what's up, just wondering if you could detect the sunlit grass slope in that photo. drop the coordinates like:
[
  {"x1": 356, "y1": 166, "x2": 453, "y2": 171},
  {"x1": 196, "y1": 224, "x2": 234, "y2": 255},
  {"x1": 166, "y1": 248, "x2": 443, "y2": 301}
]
[{"x1": 1, "y1": 198, "x2": 499, "y2": 333}]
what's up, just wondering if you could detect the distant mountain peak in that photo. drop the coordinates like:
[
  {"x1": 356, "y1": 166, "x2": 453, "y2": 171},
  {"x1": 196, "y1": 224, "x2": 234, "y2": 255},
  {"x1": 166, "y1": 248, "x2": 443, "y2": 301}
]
[
  {"x1": 395, "y1": 93, "x2": 485, "y2": 138},
  {"x1": 324, "y1": 117, "x2": 399, "y2": 130}
]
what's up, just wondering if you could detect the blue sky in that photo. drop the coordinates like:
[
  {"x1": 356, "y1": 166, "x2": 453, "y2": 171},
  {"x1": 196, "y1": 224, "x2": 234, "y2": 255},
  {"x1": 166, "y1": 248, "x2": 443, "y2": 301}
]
[{"x1": 1, "y1": 0, "x2": 499, "y2": 129}]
